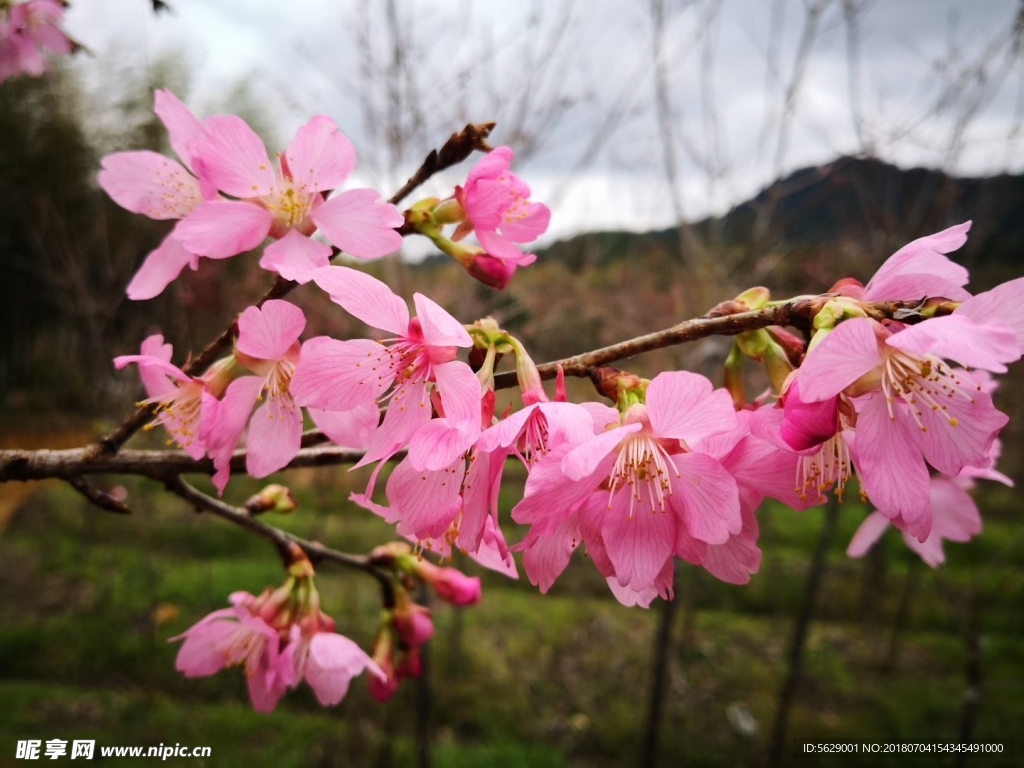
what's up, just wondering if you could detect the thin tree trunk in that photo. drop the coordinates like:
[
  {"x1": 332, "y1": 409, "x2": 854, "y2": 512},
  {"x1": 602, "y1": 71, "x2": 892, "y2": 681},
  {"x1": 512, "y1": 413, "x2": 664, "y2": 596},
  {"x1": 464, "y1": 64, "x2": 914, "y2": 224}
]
[
  {"x1": 768, "y1": 498, "x2": 839, "y2": 768},
  {"x1": 640, "y1": 564, "x2": 681, "y2": 768},
  {"x1": 882, "y1": 559, "x2": 918, "y2": 675}
]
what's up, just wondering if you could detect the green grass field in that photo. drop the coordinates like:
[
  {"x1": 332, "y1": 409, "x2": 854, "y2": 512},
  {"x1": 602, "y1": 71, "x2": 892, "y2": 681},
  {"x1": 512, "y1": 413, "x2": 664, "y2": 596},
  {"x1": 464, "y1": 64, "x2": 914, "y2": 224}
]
[{"x1": 1, "y1": 466, "x2": 1022, "y2": 767}]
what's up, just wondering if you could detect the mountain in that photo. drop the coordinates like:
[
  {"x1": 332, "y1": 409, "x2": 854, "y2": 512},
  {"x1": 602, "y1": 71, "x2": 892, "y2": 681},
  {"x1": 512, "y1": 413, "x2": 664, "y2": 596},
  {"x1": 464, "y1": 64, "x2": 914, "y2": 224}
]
[{"x1": 528, "y1": 156, "x2": 1024, "y2": 286}]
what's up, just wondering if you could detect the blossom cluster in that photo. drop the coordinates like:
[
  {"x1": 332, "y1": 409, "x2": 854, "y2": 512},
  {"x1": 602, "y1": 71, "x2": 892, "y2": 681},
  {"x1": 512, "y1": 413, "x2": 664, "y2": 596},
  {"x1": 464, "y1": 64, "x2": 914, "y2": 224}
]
[
  {"x1": 0, "y1": 0, "x2": 74, "y2": 83},
  {"x1": 104, "y1": 92, "x2": 1023, "y2": 713}
]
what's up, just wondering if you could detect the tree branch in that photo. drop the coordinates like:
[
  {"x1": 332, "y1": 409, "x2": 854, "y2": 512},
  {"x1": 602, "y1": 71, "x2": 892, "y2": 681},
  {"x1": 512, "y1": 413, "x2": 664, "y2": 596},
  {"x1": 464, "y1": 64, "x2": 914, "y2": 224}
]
[{"x1": 164, "y1": 476, "x2": 393, "y2": 592}]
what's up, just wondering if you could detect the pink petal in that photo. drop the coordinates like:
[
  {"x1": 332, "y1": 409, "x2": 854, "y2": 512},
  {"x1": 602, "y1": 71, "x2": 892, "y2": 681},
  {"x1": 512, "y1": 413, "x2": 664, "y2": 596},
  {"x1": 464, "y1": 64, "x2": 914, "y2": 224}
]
[
  {"x1": 798, "y1": 318, "x2": 883, "y2": 402},
  {"x1": 311, "y1": 189, "x2": 403, "y2": 259},
  {"x1": 536, "y1": 402, "x2": 597, "y2": 447},
  {"x1": 176, "y1": 200, "x2": 272, "y2": 259},
  {"x1": 205, "y1": 376, "x2": 264, "y2": 495},
  {"x1": 387, "y1": 456, "x2": 464, "y2": 539},
  {"x1": 499, "y1": 201, "x2": 551, "y2": 243},
  {"x1": 670, "y1": 452, "x2": 742, "y2": 545},
  {"x1": 852, "y1": 394, "x2": 931, "y2": 540},
  {"x1": 126, "y1": 231, "x2": 200, "y2": 300},
  {"x1": 956, "y1": 277, "x2": 1024, "y2": 355},
  {"x1": 561, "y1": 423, "x2": 642, "y2": 481},
  {"x1": 864, "y1": 222, "x2": 971, "y2": 301},
  {"x1": 902, "y1": 530, "x2": 946, "y2": 568},
  {"x1": 466, "y1": 146, "x2": 513, "y2": 186},
  {"x1": 647, "y1": 371, "x2": 737, "y2": 443},
  {"x1": 520, "y1": 516, "x2": 580, "y2": 592},
  {"x1": 190, "y1": 115, "x2": 276, "y2": 198},
  {"x1": 929, "y1": 478, "x2": 981, "y2": 541},
  {"x1": 602, "y1": 491, "x2": 676, "y2": 589},
  {"x1": 721, "y1": 433, "x2": 814, "y2": 511},
  {"x1": 467, "y1": 516, "x2": 519, "y2": 578},
  {"x1": 154, "y1": 89, "x2": 206, "y2": 171},
  {"x1": 413, "y1": 294, "x2": 472, "y2": 348},
  {"x1": 702, "y1": 506, "x2": 762, "y2": 585},
  {"x1": 354, "y1": 381, "x2": 431, "y2": 468},
  {"x1": 236, "y1": 300, "x2": 306, "y2": 361},
  {"x1": 308, "y1": 402, "x2": 379, "y2": 450},
  {"x1": 885, "y1": 315, "x2": 1018, "y2": 373},
  {"x1": 433, "y1": 360, "x2": 481, "y2": 427},
  {"x1": 312, "y1": 266, "x2": 409, "y2": 335},
  {"x1": 846, "y1": 511, "x2": 890, "y2": 558},
  {"x1": 913, "y1": 385, "x2": 1007, "y2": 477},
  {"x1": 285, "y1": 115, "x2": 356, "y2": 192},
  {"x1": 779, "y1": 380, "x2": 839, "y2": 451},
  {"x1": 477, "y1": 405, "x2": 538, "y2": 452},
  {"x1": 98, "y1": 151, "x2": 202, "y2": 219},
  {"x1": 290, "y1": 337, "x2": 391, "y2": 411},
  {"x1": 476, "y1": 226, "x2": 527, "y2": 263},
  {"x1": 512, "y1": 444, "x2": 602, "y2": 526},
  {"x1": 245, "y1": 395, "x2": 304, "y2": 478},
  {"x1": 407, "y1": 418, "x2": 478, "y2": 472},
  {"x1": 305, "y1": 633, "x2": 382, "y2": 706},
  {"x1": 864, "y1": 273, "x2": 971, "y2": 303},
  {"x1": 259, "y1": 230, "x2": 333, "y2": 284}
]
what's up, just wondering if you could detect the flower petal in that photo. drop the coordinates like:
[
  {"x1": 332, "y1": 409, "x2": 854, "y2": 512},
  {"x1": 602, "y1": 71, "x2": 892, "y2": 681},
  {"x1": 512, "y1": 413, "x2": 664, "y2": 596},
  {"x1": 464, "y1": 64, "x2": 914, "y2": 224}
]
[
  {"x1": 308, "y1": 402, "x2": 379, "y2": 450},
  {"x1": 670, "y1": 453, "x2": 742, "y2": 545},
  {"x1": 236, "y1": 300, "x2": 306, "y2": 361},
  {"x1": 602, "y1": 491, "x2": 676, "y2": 590},
  {"x1": 154, "y1": 88, "x2": 206, "y2": 171},
  {"x1": 312, "y1": 266, "x2": 409, "y2": 335},
  {"x1": 259, "y1": 230, "x2": 333, "y2": 284},
  {"x1": 846, "y1": 511, "x2": 890, "y2": 558},
  {"x1": 956, "y1": 276, "x2": 1024, "y2": 355},
  {"x1": 886, "y1": 314, "x2": 1018, "y2": 373},
  {"x1": 98, "y1": 151, "x2": 202, "y2": 219},
  {"x1": 413, "y1": 294, "x2": 472, "y2": 348},
  {"x1": 176, "y1": 200, "x2": 272, "y2": 258},
  {"x1": 285, "y1": 115, "x2": 356, "y2": 192},
  {"x1": 245, "y1": 396, "x2": 303, "y2": 478},
  {"x1": 561, "y1": 423, "x2": 641, "y2": 481},
  {"x1": 647, "y1": 371, "x2": 737, "y2": 443},
  {"x1": 190, "y1": 115, "x2": 276, "y2": 198},
  {"x1": 798, "y1": 318, "x2": 883, "y2": 402},
  {"x1": 290, "y1": 337, "x2": 391, "y2": 411},
  {"x1": 126, "y1": 232, "x2": 200, "y2": 300},
  {"x1": 312, "y1": 189, "x2": 403, "y2": 259}
]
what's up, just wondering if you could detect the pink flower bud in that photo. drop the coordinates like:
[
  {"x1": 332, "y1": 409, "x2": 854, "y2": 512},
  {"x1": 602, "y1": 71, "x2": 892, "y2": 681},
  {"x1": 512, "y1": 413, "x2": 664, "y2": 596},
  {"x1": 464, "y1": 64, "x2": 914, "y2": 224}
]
[{"x1": 431, "y1": 568, "x2": 482, "y2": 606}]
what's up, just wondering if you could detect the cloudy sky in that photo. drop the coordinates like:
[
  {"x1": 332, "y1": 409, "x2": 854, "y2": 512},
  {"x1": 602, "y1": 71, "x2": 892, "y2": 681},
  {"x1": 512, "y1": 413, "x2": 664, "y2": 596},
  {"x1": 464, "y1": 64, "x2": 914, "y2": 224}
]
[{"x1": 64, "y1": 0, "x2": 1024, "y2": 251}]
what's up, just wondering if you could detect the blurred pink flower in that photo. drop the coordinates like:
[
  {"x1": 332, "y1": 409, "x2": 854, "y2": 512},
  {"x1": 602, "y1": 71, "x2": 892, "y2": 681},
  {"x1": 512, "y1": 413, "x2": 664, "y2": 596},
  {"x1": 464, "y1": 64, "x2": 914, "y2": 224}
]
[
  {"x1": 0, "y1": 1, "x2": 73, "y2": 83},
  {"x1": 284, "y1": 621, "x2": 385, "y2": 707},
  {"x1": 170, "y1": 592, "x2": 289, "y2": 714}
]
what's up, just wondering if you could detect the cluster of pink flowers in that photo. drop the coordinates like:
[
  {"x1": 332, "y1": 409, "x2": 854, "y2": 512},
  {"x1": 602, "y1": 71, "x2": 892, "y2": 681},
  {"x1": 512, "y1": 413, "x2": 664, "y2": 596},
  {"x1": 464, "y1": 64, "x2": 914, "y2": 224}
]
[
  {"x1": 172, "y1": 562, "x2": 385, "y2": 712},
  {"x1": 107, "y1": 92, "x2": 1024, "y2": 714},
  {"x1": 0, "y1": 0, "x2": 73, "y2": 84}
]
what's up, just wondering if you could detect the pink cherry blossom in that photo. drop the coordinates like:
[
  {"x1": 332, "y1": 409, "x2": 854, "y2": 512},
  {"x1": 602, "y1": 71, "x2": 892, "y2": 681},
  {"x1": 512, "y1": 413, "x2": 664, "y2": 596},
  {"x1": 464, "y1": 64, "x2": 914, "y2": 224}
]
[
  {"x1": 98, "y1": 89, "x2": 212, "y2": 299},
  {"x1": 452, "y1": 146, "x2": 550, "y2": 266},
  {"x1": 798, "y1": 316, "x2": 1014, "y2": 539},
  {"x1": 202, "y1": 300, "x2": 381, "y2": 491},
  {"x1": 114, "y1": 334, "x2": 229, "y2": 460},
  {"x1": 179, "y1": 115, "x2": 402, "y2": 283},
  {"x1": 170, "y1": 592, "x2": 289, "y2": 714},
  {"x1": 293, "y1": 266, "x2": 482, "y2": 474},
  {"x1": 0, "y1": 1, "x2": 73, "y2": 83},
  {"x1": 414, "y1": 562, "x2": 482, "y2": 605},
  {"x1": 513, "y1": 371, "x2": 741, "y2": 593}
]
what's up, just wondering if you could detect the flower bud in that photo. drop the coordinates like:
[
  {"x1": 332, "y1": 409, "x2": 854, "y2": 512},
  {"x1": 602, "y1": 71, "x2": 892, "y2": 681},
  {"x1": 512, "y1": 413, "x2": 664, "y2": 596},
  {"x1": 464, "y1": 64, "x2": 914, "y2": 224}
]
[{"x1": 245, "y1": 484, "x2": 297, "y2": 516}]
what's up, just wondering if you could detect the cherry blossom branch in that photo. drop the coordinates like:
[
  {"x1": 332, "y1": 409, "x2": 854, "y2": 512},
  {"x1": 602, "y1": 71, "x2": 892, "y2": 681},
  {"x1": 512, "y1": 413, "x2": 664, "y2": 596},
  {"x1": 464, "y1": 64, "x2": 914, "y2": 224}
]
[
  {"x1": 97, "y1": 122, "x2": 496, "y2": 457},
  {"x1": 67, "y1": 476, "x2": 133, "y2": 515},
  {"x1": 163, "y1": 476, "x2": 393, "y2": 594},
  {"x1": 0, "y1": 296, "x2": 921, "y2": 485}
]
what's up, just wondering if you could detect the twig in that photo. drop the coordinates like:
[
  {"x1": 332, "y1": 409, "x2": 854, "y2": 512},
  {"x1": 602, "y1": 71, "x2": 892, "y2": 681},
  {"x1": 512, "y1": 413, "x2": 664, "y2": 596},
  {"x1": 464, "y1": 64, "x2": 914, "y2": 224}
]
[
  {"x1": 67, "y1": 476, "x2": 132, "y2": 515},
  {"x1": 164, "y1": 476, "x2": 392, "y2": 593},
  {"x1": 96, "y1": 123, "x2": 497, "y2": 457}
]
